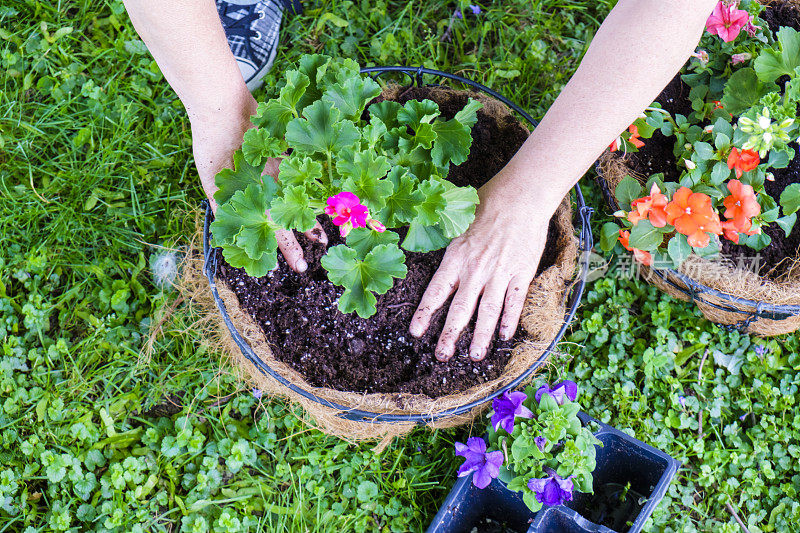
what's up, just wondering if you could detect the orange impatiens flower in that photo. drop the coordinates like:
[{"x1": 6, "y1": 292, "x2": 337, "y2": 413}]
[
  {"x1": 727, "y1": 148, "x2": 760, "y2": 179},
  {"x1": 720, "y1": 179, "x2": 760, "y2": 242},
  {"x1": 609, "y1": 125, "x2": 645, "y2": 152},
  {"x1": 629, "y1": 183, "x2": 669, "y2": 227},
  {"x1": 665, "y1": 187, "x2": 722, "y2": 248},
  {"x1": 619, "y1": 230, "x2": 653, "y2": 266}
]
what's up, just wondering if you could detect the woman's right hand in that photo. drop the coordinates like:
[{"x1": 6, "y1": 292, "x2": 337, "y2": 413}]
[{"x1": 191, "y1": 102, "x2": 327, "y2": 273}]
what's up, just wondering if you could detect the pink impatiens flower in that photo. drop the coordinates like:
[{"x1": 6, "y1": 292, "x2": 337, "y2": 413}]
[
  {"x1": 706, "y1": 1, "x2": 750, "y2": 42},
  {"x1": 325, "y1": 192, "x2": 369, "y2": 237}
]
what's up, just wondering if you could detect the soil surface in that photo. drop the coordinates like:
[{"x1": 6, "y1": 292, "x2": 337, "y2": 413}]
[
  {"x1": 217, "y1": 86, "x2": 564, "y2": 396},
  {"x1": 620, "y1": 7, "x2": 800, "y2": 278}
]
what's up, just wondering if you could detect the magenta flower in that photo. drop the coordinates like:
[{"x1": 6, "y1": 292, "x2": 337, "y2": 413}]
[
  {"x1": 491, "y1": 391, "x2": 534, "y2": 434},
  {"x1": 534, "y1": 380, "x2": 578, "y2": 405},
  {"x1": 325, "y1": 192, "x2": 369, "y2": 237},
  {"x1": 744, "y1": 20, "x2": 759, "y2": 37},
  {"x1": 455, "y1": 437, "x2": 504, "y2": 489},
  {"x1": 527, "y1": 469, "x2": 574, "y2": 506},
  {"x1": 705, "y1": 1, "x2": 750, "y2": 42}
]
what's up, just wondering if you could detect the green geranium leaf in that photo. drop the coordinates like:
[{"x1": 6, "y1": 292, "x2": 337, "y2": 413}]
[
  {"x1": 369, "y1": 101, "x2": 402, "y2": 129},
  {"x1": 285, "y1": 100, "x2": 359, "y2": 155},
  {"x1": 437, "y1": 181, "x2": 479, "y2": 238},
  {"x1": 252, "y1": 70, "x2": 310, "y2": 136},
  {"x1": 399, "y1": 122, "x2": 437, "y2": 151},
  {"x1": 338, "y1": 150, "x2": 393, "y2": 212},
  {"x1": 777, "y1": 213, "x2": 797, "y2": 237},
  {"x1": 361, "y1": 119, "x2": 388, "y2": 151},
  {"x1": 214, "y1": 150, "x2": 272, "y2": 206},
  {"x1": 270, "y1": 185, "x2": 317, "y2": 232},
  {"x1": 241, "y1": 128, "x2": 287, "y2": 168},
  {"x1": 397, "y1": 99, "x2": 440, "y2": 129},
  {"x1": 278, "y1": 155, "x2": 324, "y2": 189},
  {"x1": 379, "y1": 167, "x2": 424, "y2": 227},
  {"x1": 454, "y1": 99, "x2": 483, "y2": 128},
  {"x1": 402, "y1": 220, "x2": 450, "y2": 252},
  {"x1": 754, "y1": 26, "x2": 800, "y2": 83},
  {"x1": 345, "y1": 227, "x2": 400, "y2": 259},
  {"x1": 431, "y1": 118, "x2": 473, "y2": 168},
  {"x1": 628, "y1": 220, "x2": 663, "y2": 252},
  {"x1": 614, "y1": 175, "x2": 643, "y2": 210},
  {"x1": 321, "y1": 243, "x2": 407, "y2": 318},
  {"x1": 780, "y1": 183, "x2": 800, "y2": 216},
  {"x1": 414, "y1": 179, "x2": 447, "y2": 225},
  {"x1": 221, "y1": 245, "x2": 277, "y2": 278},
  {"x1": 321, "y1": 75, "x2": 382, "y2": 121},
  {"x1": 721, "y1": 68, "x2": 775, "y2": 115}
]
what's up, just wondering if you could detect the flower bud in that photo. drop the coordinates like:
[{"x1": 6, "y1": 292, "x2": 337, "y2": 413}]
[
  {"x1": 758, "y1": 115, "x2": 772, "y2": 130},
  {"x1": 684, "y1": 159, "x2": 696, "y2": 170},
  {"x1": 767, "y1": 172, "x2": 775, "y2": 182},
  {"x1": 703, "y1": 125, "x2": 714, "y2": 134},
  {"x1": 730, "y1": 53, "x2": 751, "y2": 65},
  {"x1": 779, "y1": 118, "x2": 795, "y2": 130},
  {"x1": 763, "y1": 132, "x2": 773, "y2": 145},
  {"x1": 613, "y1": 210, "x2": 627, "y2": 218},
  {"x1": 367, "y1": 219, "x2": 386, "y2": 233}
]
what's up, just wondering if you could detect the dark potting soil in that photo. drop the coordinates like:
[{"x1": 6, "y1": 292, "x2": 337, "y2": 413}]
[
  {"x1": 621, "y1": 33, "x2": 800, "y2": 277},
  {"x1": 468, "y1": 517, "x2": 522, "y2": 533},
  {"x1": 580, "y1": 482, "x2": 647, "y2": 533},
  {"x1": 217, "y1": 86, "x2": 564, "y2": 397}
]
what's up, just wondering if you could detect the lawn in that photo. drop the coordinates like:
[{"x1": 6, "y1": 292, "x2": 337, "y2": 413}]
[{"x1": 2, "y1": 0, "x2": 799, "y2": 531}]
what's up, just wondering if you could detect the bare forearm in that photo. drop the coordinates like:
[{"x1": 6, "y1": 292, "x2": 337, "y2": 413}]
[
  {"x1": 504, "y1": 0, "x2": 718, "y2": 211},
  {"x1": 122, "y1": 0, "x2": 254, "y2": 123}
]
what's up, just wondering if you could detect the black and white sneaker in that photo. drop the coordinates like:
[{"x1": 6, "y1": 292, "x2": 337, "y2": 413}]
[{"x1": 216, "y1": 0, "x2": 299, "y2": 91}]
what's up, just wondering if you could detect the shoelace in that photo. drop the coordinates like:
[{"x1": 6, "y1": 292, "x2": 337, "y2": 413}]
[{"x1": 218, "y1": 4, "x2": 263, "y2": 62}]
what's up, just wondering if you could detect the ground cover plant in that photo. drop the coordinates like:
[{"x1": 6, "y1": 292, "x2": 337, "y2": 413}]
[{"x1": 4, "y1": 0, "x2": 800, "y2": 531}]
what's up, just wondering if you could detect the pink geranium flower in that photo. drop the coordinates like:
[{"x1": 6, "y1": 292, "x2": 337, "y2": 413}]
[
  {"x1": 325, "y1": 192, "x2": 369, "y2": 237},
  {"x1": 706, "y1": 1, "x2": 750, "y2": 42}
]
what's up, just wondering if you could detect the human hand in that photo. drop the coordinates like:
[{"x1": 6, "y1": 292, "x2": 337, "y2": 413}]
[
  {"x1": 408, "y1": 169, "x2": 558, "y2": 362},
  {"x1": 191, "y1": 107, "x2": 327, "y2": 273}
]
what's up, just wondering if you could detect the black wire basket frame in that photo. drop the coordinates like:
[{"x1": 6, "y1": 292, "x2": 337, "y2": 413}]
[
  {"x1": 202, "y1": 65, "x2": 594, "y2": 424},
  {"x1": 595, "y1": 163, "x2": 800, "y2": 332}
]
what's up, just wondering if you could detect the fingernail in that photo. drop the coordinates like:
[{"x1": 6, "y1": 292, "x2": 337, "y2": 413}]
[
  {"x1": 297, "y1": 260, "x2": 308, "y2": 272},
  {"x1": 435, "y1": 351, "x2": 450, "y2": 362},
  {"x1": 499, "y1": 327, "x2": 509, "y2": 341},
  {"x1": 470, "y1": 348, "x2": 484, "y2": 361},
  {"x1": 409, "y1": 324, "x2": 423, "y2": 338}
]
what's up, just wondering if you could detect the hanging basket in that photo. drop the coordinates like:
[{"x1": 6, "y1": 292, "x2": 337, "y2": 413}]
[{"x1": 193, "y1": 66, "x2": 593, "y2": 445}]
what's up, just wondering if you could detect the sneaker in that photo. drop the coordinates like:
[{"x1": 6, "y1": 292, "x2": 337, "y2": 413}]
[{"x1": 216, "y1": 0, "x2": 286, "y2": 91}]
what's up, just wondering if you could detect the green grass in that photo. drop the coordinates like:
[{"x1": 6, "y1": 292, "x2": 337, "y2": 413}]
[{"x1": 2, "y1": 0, "x2": 799, "y2": 531}]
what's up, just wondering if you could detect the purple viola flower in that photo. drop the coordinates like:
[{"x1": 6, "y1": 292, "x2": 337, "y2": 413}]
[
  {"x1": 252, "y1": 388, "x2": 263, "y2": 400},
  {"x1": 527, "y1": 468, "x2": 574, "y2": 506},
  {"x1": 534, "y1": 436, "x2": 547, "y2": 453},
  {"x1": 754, "y1": 345, "x2": 769, "y2": 357},
  {"x1": 678, "y1": 395, "x2": 687, "y2": 409},
  {"x1": 491, "y1": 391, "x2": 534, "y2": 434},
  {"x1": 453, "y1": 9, "x2": 463, "y2": 19},
  {"x1": 455, "y1": 437, "x2": 504, "y2": 489},
  {"x1": 534, "y1": 380, "x2": 578, "y2": 405},
  {"x1": 469, "y1": 4, "x2": 481, "y2": 15}
]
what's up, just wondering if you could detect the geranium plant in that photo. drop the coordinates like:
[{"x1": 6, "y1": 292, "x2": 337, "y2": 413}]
[
  {"x1": 600, "y1": 0, "x2": 800, "y2": 268},
  {"x1": 209, "y1": 54, "x2": 483, "y2": 317},
  {"x1": 454, "y1": 381, "x2": 601, "y2": 512}
]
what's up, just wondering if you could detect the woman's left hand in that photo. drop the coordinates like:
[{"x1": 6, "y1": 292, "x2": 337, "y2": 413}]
[{"x1": 408, "y1": 169, "x2": 558, "y2": 362}]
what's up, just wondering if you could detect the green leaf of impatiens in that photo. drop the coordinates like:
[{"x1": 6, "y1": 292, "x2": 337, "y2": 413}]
[
  {"x1": 321, "y1": 243, "x2": 407, "y2": 318},
  {"x1": 599, "y1": 222, "x2": 621, "y2": 253},
  {"x1": 322, "y1": 75, "x2": 382, "y2": 121},
  {"x1": 454, "y1": 99, "x2": 483, "y2": 129},
  {"x1": 252, "y1": 70, "x2": 310, "y2": 136},
  {"x1": 379, "y1": 167, "x2": 424, "y2": 227},
  {"x1": 402, "y1": 220, "x2": 450, "y2": 252},
  {"x1": 346, "y1": 227, "x2": 400, "y2": 259},
  {"x1": 614, "y1": 175, "x2": 642, "y2": 211},
  {"x1": 337, "y1": 150, "x2": 393, "y2": 211},
  {"x1": 628, "y1": 220, "x2": 663, "y2": 251},
  {"x1": 397, "y1": 99, "x2": 440, "y2": 129},
  {"x1": 269, "y1": 185, "x2": 317, "y2": 232},
  {"x1": 241, "y1": 128, "x2": 287, "y2": 167},
  {"x1": 285, "y1": 100, "x2": 359, "y2": 156},
  {"x1": 709, "y1": 161, "x2": 731, "y2": 186},
  {"x1": 721, "y1": 68, "x2": 776, "y2": 115},
  {"x1": 369, "y1": 101, "x2": 402, "y2": 129},
  {"x1": 214, "y1": 150, "x2": 273, "y2": 206},
  {"x1": 278, "y1": 156, "x2": 324, "y2": 189},
  {"x1": 780, "y1": 183, "x2": 800, "y2": 216},
  {"x1": 414, "y1": 179, "x2": 447, "y2": 225},
  {"x1": 693, "y1": 141, "x2": 714, "y2": 162},
  {"x1": 437, "y1": 182, "x2": 479, "y2": 238},
  {"x1": 754, "y1": 26, "x2": 800, "y2": 83},
  {"x1": 667, "y1": 234, "x2": 691, "y2": 267},
  {"x1": 431, "y1": 117, "x2": 473, "y2": 168}
]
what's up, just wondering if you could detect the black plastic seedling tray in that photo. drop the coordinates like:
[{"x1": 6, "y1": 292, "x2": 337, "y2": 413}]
[{"x1": 426, "y1": 413, "x2": 679, "y2": 533}]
